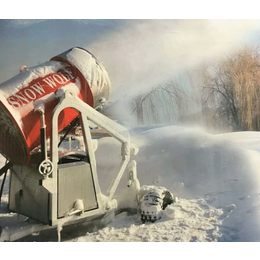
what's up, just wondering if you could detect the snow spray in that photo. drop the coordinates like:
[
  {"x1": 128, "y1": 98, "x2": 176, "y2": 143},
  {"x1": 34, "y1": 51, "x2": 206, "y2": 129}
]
[{"x1": 0, "y1": 47, "x2": 111, "y2": 165}]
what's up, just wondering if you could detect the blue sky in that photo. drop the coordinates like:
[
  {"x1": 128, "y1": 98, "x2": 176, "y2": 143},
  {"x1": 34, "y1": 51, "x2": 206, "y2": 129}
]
[
  {"x1": 1, "y1": 19, "x2": 260, "y2": 101},
  {"x1": 0, "y1": 19, "x2": 127, "y2": 83}
]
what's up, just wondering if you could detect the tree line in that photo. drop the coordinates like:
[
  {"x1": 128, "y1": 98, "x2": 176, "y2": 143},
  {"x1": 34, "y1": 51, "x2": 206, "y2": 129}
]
[{"x1": 130, "y1": 46, "x2": 260, "y2": 132}]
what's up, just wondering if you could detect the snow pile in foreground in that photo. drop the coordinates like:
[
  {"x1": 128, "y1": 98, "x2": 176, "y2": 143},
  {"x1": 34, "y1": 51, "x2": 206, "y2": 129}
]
[
  {"x1": 95, "y1": 126, "x2": 260, "y2": 242},
  {"x1": 73, "y1": 198, "x2": 230, "y2": 242},
  {"x1": 1, "y1": 125, "x2": 260, "y2": 241}
]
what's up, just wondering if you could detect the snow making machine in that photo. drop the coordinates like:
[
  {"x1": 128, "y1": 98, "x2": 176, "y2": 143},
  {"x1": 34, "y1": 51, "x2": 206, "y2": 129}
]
[{"x1": 0, "y1": 47, "x2": 140, "y2": 241}]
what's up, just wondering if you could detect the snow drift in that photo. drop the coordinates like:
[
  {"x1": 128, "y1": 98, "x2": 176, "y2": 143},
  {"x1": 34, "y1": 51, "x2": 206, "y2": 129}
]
[
  {"x1": 1, "y1": 125, "x2": 260, "y2": 241},
  {"x1": 95, "y1": 126, "x2": 260, "y2": 242}
]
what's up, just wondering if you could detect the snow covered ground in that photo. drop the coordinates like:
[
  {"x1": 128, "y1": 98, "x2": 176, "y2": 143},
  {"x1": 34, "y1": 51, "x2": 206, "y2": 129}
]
[
  {"x1": 73, "y1": 198, "x2": 225, "y2": 242},
  {"x1": 1, "y1": 125, "x2": 260, "y2": 242}
]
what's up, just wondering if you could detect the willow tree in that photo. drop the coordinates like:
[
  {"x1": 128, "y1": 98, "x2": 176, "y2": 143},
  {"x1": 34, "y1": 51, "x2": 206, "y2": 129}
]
[
  {"x1": 201, "y1": 47, "x2": 260, "y2": 131},
  {"x1": 132, "y1": 81, "x2": 190, "y2": 125}
]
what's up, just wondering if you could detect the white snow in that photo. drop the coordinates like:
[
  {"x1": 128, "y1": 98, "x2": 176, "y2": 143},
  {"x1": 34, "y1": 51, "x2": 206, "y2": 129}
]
[
  {"x1": 0, "y1": 61, "x2": 64, "y2": 95},
  {"x1": 1, "y1": 125, "x2": 260, "y2": 241},
  {"x1": 64, "y1": 48, "x2": 111, "y2": 107},
  {"x1": 92, "y1": 126, "x2": 260, "y2": 242},
  {"x1": 216, "y1": 131, "x2": 260, "y2": 153},
  {"x1": 75, "y1": 198, "x2": 223, "y2": 242}
]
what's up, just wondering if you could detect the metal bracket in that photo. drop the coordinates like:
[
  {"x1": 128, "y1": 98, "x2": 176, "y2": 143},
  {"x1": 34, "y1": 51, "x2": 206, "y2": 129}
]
[{"x1": 40, "y1": 87, "x2": 139, "y2": 225}]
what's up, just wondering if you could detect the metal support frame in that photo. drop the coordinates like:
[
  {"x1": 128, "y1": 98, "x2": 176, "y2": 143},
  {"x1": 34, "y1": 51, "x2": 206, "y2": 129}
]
[
  {"x1": 41, "y1": 88, "x2": 137, "y2": 226},
  {"x1": 0, "y1": 87, "x2": 139, "y2": 241}
]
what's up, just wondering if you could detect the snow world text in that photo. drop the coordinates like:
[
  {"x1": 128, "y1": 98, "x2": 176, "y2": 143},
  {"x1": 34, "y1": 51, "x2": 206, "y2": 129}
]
[{"x1": 7, "y1": 67, "x2": 77, "y2": 109}]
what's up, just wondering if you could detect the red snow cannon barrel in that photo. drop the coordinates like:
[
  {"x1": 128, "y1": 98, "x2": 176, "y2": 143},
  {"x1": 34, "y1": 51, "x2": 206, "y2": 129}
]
[{"x1": 0, "y1": 47, "x2": 111, "y2": 165}]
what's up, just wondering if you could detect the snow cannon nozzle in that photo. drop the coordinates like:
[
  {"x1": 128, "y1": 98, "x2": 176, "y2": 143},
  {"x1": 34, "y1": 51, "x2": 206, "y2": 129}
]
[{"x1": 0, "y1": 47, "x2": 111, "y2": 165}]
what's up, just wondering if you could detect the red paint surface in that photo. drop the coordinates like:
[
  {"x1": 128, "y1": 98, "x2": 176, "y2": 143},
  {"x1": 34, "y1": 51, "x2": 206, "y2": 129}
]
[{"x1": 0, "y1": 60, "x2": 94, "y2": 165}]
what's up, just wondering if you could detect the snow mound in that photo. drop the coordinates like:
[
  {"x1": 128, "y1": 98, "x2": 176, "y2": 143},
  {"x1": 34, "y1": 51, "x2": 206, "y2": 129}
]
[
  {"x1": 216, "y1": 131, "x2": 260, "y2": 153},
  {"x1": 73, "y1": 198, "x2": 224, "y2": 242},
  {"x1": 95, "y1": 126, "x2": 260, "y2": 241},
  {"x1": 2, "y1": 125, "x2": 260, "y2": 241}
]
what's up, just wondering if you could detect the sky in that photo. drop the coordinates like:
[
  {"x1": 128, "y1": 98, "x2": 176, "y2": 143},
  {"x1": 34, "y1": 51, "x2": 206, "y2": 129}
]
[
  {"x1": 1, "y1": 19, "x2": 260, "y2": 101},
  {"x1": 0, "y1": 19, "x2": 125, "y2": 81}
]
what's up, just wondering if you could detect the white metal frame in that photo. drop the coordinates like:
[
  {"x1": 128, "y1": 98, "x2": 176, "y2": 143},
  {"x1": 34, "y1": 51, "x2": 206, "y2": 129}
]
[{"x1": 41, "y1": 88, "x2": 137, "y2": 226}]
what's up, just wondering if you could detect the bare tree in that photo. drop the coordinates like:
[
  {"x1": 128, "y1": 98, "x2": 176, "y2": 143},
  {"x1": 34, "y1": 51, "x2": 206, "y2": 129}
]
[
  {"x1": 200, "y1": 47, "x2": 260, "y2": 131},
  {"x1": 132, "y1": 80, "x2": 193, "y2": 125},
  {"x1": 132, "y1": 87, "x2": 160, "y2": 125}
]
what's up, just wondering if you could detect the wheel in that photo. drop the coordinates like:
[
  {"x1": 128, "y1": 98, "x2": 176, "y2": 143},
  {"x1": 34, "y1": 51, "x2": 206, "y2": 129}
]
[{"x1": 39, "y1": 159, "x2": 53, "y2": 177}]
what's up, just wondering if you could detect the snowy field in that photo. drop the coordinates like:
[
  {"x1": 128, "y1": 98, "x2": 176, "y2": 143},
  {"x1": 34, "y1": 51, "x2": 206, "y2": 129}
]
[{"x1": 1, "y1": 125, "x2": 260, "y2": 242}]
